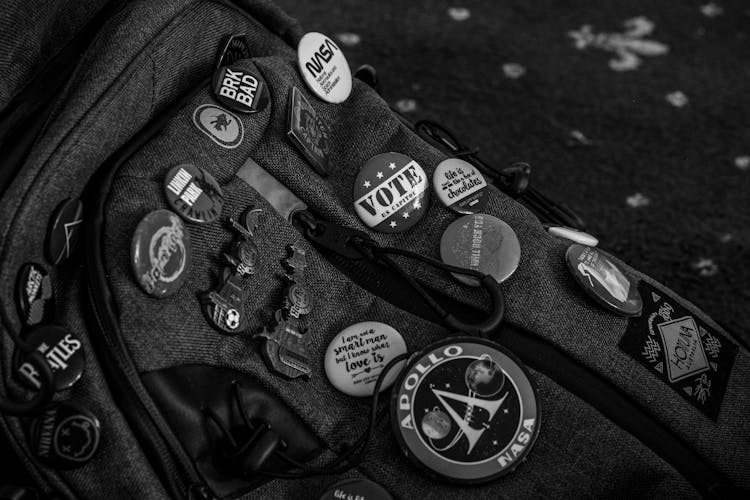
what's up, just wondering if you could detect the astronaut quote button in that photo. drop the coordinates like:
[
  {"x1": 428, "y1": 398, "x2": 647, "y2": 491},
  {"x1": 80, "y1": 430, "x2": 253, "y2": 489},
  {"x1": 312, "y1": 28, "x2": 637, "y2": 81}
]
[
  {"x1": 297, "y1": 32, "x2": 352, "y2": 103},
  {"x1": 433, "y1": 158, "x2": 488, "y2": 214},
  {"x1": 324, "y1": 321, "x2": 408, "y2": 397},
  {"x1": 17, "y1": 325, "x2": 84, "y2": 391},
  {"x1": 46, "y1": 198, "x2": 84, "y2": 265},
  {"x1": 16, "y1": 263, "x2": 54, "y2": 328},
  {"x1": 353, "y1": 152, "x2": 429, "y2": 233},
  {"x1": 29, "y1": 402, "x2": 101, "y2": 469},
  {"x1": 164, "y1": 164, "x2": 224, "y2": 224},
  {"x1": 213, "y1": 64, "x2": 270, "y2": 114}
]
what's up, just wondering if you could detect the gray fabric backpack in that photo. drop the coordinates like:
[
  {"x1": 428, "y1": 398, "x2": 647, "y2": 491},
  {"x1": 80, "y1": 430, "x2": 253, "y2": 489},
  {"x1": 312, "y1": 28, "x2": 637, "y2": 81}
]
[{"x1": 1, "y1": 1, "x2": 748, "y2": 498}]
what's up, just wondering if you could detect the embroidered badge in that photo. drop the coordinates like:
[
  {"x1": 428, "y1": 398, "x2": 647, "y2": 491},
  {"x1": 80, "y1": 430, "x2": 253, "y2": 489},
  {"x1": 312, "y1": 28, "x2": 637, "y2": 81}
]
[{"x1": 193, "y1": 104, "x2": 244, "y2": 149}]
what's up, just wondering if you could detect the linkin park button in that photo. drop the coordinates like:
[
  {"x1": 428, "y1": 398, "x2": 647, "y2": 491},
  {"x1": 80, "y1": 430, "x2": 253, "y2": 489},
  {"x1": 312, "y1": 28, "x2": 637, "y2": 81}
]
[
  {"x1": 433, "y1": 158, "x2": 488, "y2": 214},
  {"x1": 391, "y1": 337, "x2": 540, "y2": 484},
  {"x1": 287, "y1": 86, "x2": 331, "y2": 176},
  {"x1": 319, "y1": 479, "x2": 393, "y2": 500},
  {"x1": 212, "y1": 65, "x2": 270, "y2": 114},
  {"x1": 297, "y1": 32, "x2": 352, "y2": 103},
  {"x1": 16, "y1": 263, "x2": 54, "y2": 327},
  {"x1": 131, "y1": 210, "x2": 192, "y2": 298},
  {"x1": 566, "y1": 244, "x2": 642, "y2": 316},
  {"x1": 353, "y1": 152, "x2": 429, "y2": 233},
  {"x1": 324, "y1": 321, "x2": 408, "y2": 397},
  {"x1": 440, "y1": 214, "x2": 521, "y2": 286},
  {"x1": 17, "y1": 325, "x2": 84, "y2": 391},
  {"x1": 47, "y1": 198, "x2": 84, "y2": 265},
  {"x1": 164, "y1": 164, "x2": 224, "y2": 224},
  {"x1": 29, "y1": 402, "x2": 101, "y2": 469},
  {"x1": 546, "y1": 225, "x2": 599, "y2": 247}
]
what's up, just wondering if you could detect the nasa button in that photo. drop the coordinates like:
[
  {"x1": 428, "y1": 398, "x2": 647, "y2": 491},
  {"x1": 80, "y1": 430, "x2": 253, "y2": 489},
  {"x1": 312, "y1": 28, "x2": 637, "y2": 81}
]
[
  {"x1": 297, "y1": 32, "x2": 352, "y2": 104},
  {"x1": 433, "y1": 159, "x2": 489, "y2": 214},
  {"x1": 390, "y1": 336, "x2": 540, "y2": 484},
  {"x1": 15, "y1": 263, "x2": 54, "y2": 328},
  {"x1": 164, "y1": 164, "x2": 224, "y2": 224},
  {"x1": 17, "y1": 325, "x2": 84, "y2": 391},
  {"x1": 566, "y1": 244, "x2": 642, "y2": 316},
  {"x1": 324, "y1": 321, "x2": 408, "y2": 397},
  {"x1": 213, "y1": 65, "x2": 270, "y2": 114},
  {"x1": 440, "y1": 214, "x2": 521, "y2": 286},
  {"x1": 353, "y1": 152, "x2": 429, "y2": 233},
  {"x1": 28, "y1": 402, "x2": 101, "y2": 469},
  {"x1": 287, "y1": 86, "x2": 331, "y2": 176},
  {"x1": 546, "y1": 225, "x2": 599, "y2": 247},
  {"x1": 319, "y1": 478, "x2": 393, "y2": 500},
  {"x1": 131, "y1": 210, "x2": 192, "y2": 298},
  {"x1": 46, "y1": 198, "x2": 84, "y2": 265}
]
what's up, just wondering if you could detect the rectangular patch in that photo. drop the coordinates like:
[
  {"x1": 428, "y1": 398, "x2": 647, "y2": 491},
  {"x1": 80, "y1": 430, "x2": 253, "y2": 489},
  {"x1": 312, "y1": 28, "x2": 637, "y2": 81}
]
[{"x1": 619, "y1": 281, "x2": 738, "y2": 420}]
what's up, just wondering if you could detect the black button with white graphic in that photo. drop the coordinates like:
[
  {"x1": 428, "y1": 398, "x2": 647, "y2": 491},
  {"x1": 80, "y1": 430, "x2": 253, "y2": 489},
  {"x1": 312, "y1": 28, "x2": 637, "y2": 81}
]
[
  {"x1": 353, "y1": 152, "x2": 429, "y2": 233},
  {"x1": 212, "y1": 65, "x2": 269, "y2": 114},
  {"x1": 566, "y1": 244, "x2": 642, "y2": 316},
  {"x1": 193, "y1": 104, "x2": 244, "y2": 149},
  {"x1": 164, "y1": 164, "x2": 224, "y2": 224},
  {"x1": 433, "y1": 158, "x2": 488, "y2": 214},
  {"x1": 440, "y1": 214, "x2": 521, "y2": 286},
  {"x1": 297, "y1": 32, "x2": 352, "y2": 104},
  {"x1": 214, "y1": 33, "x2": 251, "y2": 70},
  {"x1": 319, "y1": 478, "x2": 393, "y2": 500},
  {"x1": 546, "y1": 225, "x2": 599, "y2": 247},
  {"x1": 131, "y1": 209, "x2": 192, "y2": 298},
  {"x1": 15, "y1": 263, "x2": 54, "y2": 328},
  {"x1": 287, "y1": 86, "x2": 331, "y2": 176},
  {"x1": 46, "y1": 198, "x2": 83, "y2": 265},
  {"x1": 391, "y1": 337, "x2": 540, "y2": 484},
  {"x1": 17, "y1": 325, "x2": 84, "y2": 391},
  {"x1": 28, "y1": 401, "x2": 101, "y2": 469}
]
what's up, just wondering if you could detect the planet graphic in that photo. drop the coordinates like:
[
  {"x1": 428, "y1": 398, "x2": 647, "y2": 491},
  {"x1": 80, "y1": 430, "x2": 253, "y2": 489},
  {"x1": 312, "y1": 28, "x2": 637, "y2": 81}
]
[
  {"x1": 421, "y1": 409, "x2": 451, "y2": 440},
  {"x1": 465, "y1": 354, "x2": 505, "y2": 396}
]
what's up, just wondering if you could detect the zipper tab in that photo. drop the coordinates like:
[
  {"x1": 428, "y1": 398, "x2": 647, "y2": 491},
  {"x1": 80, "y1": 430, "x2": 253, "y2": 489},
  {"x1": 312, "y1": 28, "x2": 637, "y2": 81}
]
[{"x1": 294, "y1": 212, "x2": 373, "y2": 260}]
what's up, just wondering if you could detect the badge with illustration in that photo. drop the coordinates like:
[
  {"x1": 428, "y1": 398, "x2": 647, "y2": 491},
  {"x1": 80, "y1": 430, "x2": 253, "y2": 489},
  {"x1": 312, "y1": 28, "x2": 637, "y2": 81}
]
[
  {"x1": 164, "y1": 164, "x2": 224, "y2": 224},
  {"x1": 46, "y1": 198, "x2": 83, "y2": 265},
  {"x1": 297, "y1": 32, "x2": 352, "y2": 104},
  {"x1": 391, "y1": 337, "x2": 540, "y2": 483},
  {"x1": 28, "y1": 402, "x2": 101, "y2": 469},
  {"x1": 287, "y1": 86, "x2": 331, "y2": 176},
  {"x1": 214, "y1": 33, "x2": 251, "y2": 70},
  {"x1": 17, "y1": 325, "x2": 84, "y2": 391},
  {"x1": 433, "y1": 158, "x2": 489, "y2": 214},
  {"x1": 212, "y1": 64, "x2": 270, "y2": 114},
  {"x1": 15, "y1": 263, "x2": 54, "y2": 328},
  {"x1": 193, "y1": 104, "x2": 244, "y2": 149}
]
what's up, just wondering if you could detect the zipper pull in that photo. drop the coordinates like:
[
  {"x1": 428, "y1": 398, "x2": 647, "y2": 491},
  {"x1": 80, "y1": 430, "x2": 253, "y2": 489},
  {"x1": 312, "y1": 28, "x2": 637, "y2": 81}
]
[{"x1": 293, "y1": 211, "x2": 373, "y2": 260}]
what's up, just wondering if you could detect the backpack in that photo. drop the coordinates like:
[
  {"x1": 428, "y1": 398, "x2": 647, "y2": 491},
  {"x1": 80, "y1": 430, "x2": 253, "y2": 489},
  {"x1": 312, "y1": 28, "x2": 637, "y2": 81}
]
[{"x1": 1, "y1": 1, "x2": 748, "y2": 498}]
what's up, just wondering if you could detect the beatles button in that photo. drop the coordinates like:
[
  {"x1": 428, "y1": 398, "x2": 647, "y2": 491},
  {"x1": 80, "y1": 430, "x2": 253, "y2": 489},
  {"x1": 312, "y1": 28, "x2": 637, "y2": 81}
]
[
  {"x1": 29, "y1": 402, "x2": 101, "y2": 469},
  {"x1": 16, "y1": 263, "x2": 54, "y2": 328},
  {"x1": 324, "y1": 322, "x2": 408, "y2": 397},
  {"x1": 433, "y1": 159, "x2": 488, "y2": 214},
  {"x1": 440, "y1": 214, "x2": 521, "y2": 286},
  {"x1": 566, "y1": 244, "x2": 642, "y2": 316},
  {"x1": 46, "y1": 198, "x2": 84, "y2": 265},
  {"x1": 215, "y1": 33, "x2": 251, "y2": 70},
  {"x1": 164, "y1": 164, "x2": 224, "y2": 224},
  {"x1": 212, "y1": 65, "x2": 270, "y2": 114},
  {"x1": 287, "y1": 86, "x2": 331, "y2": 176},
  {"x1": 319, "y1": 478, "x2": 393, "y2": 500},
  {"x1": 353, "y1": 152, "x2": 429, "y2": 233},
  {"x1": 193, "y1": 104, "x2": 244, "y2": 149},
  {"x1": 546, "y1": 225, "x2": 599, "y2": 247},
  {"x1": 131, "y1": 210, "x2": 192, "y2": 298},
  {"x1": 17, "y1": 326, "x2": 84, "y2": 391},
  {"x1": 297, "y1": 32, "x2": 352, "y2": 104},
  {"x1": 390, "y1": 337, "x2": 540, "y2": 484}
]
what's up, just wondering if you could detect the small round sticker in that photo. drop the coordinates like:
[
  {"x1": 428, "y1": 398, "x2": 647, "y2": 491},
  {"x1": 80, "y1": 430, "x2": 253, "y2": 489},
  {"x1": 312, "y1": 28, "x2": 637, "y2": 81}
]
[
  {"x1": 566, "y1": 244, "x2": 642, "y2": 316},
  {"x1": 353, "y1": 152, "x2": 430, "y2": 233},
  {"x1": 433, "y1": 158, "x2": 488, "y2": 214},
  {"x1": 546, "y1": 225, "x2": 599, "y2": 247},
  {"x1": 324, "y1": 321, "x2": 408, "y2": 397},
  {"x1": 297, "y1": 32, "x2": 352, "y2": 104},
  {"x1": 163, "y1": 164, "x2": 224, "y2": 224},
  {"x1": 17, "y1": 325, "x2": 85, "y2": 391},
  {"x1": 15, "y1": 263, "x2": 54, "y2": 328},
  {"x1": 29, "y1": 402, "x2": 101, "y2": 469},
  {"x1": 319, "y1": 478, "x2": 393, "y2": 500},
  {"x1": 212, "y1": 64, "x2": 270, "y2": 114},
  {"x1": 46, "y1": 198, "x2": 84, "y2": 265},
  {"x1": 440, "y1": 214, "x2": 521, "y2": 286}
]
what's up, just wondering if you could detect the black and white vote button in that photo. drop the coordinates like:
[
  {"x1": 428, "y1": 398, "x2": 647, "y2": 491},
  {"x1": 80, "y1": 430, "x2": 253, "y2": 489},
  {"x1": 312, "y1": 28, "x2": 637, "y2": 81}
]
[
  {"x1": 440, "y1": 214, "x2": 521, "y2": 286},
  {"x1": 319, "y1": 478, "x2": 393, "y2": 500},
  {"x1": 324, "y1": 322, "x2": 407, "y2": 397},
  {"x1": 391, "y1": 337, "x2": 540, "y2": 484},
  {"x1": 164, "y1": 164, "x2": 224, "y2": 224},
  {"x1": 353, "y1": 152, "x2": 429, "y2": 233},
  {"x1": 17, "y1": 326, "x2": 84, "y2": 391},
  {"x1": 297, "y1": 32, "x2": 352, "y2": 104},
  {"x1": 131, "y1": 209, "x2": 192, "y2": 298},
  {"x1": 546, "y1": 225, "x2": 599, "y2": 247},
  {"x1": 433, "y1": 158, "x2": 489, "y2": 214},
  {"x1": 287, "y1": 86, "x2": 331, "y2": 176},
  {"x1": 214, "y1": 33, "x2": 251, "y2": 70},
  {"x1": 566, "y1": 244, "x2": 642, "y2": 316},
  {"x1": 46, "y1": 198, "x2": 83, "y2": 265},
  {"x1": 29, "y1": 402, "x2": 101, "y2": 469},
  {"x1": 16, "y1": 263, "x2": 54, "y2": 328},
  {"x1": 213, "y1": 64, "x2": 269, "y2": 114}
]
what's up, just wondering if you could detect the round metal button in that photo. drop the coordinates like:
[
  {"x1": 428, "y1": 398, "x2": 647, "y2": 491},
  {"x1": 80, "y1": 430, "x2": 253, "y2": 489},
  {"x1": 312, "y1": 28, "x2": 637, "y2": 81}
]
[
  {"x1": 28, "y1": 401, "x2": 101, "y2": 469},
  {"x1": 46, "y1": 198, "x2": 83, "y2": 265},
  {"x1": 297, "y1": 32, "x2": 352, "y2": 104},
  {"x1": 17, "y1": 325, "x2": 85, "y2": 391},
  {"x1": 164, "y1": 164, "x2": 223, "y2": 224},
  {"x1": 15, "y1": 263, "x2": 54, "y2": 328},
  {"x1": 433, "y1": 158, "x2": 489, "y2": 214}
]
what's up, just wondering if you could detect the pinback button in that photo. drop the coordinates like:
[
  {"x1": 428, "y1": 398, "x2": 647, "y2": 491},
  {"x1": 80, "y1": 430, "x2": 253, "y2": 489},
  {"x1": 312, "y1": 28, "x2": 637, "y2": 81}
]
[
  {"x1": 212, "y1": 64, "x2": 270, "y2": 114},
  {"x1": 16, "y1": 263, "x2": 54, "y2": 328},
  {"x1": 131, "y1": 209, "x2": 192, "y2": 298},
  {"x1": 297, "y1": 32, "x2": 352, "y2": 104},
  {"x1": 353, "y1": 152, "x2": 429, "y2": 233},
  {"x1": 46, "y1": 198, "x2": 83, "y2": 265},
  {"x1": 546, "y1": 225, "x2": 599, "y2": 247},
  {"x1": 29, "y1": 401, "x2": 101, "y2": 469},
  {"x1": 17, "y1": 325, "x2": 84, "y2": 391},
  {"x1": 324, "y1": 321, "x2": 408, "y2": 397},
  {"x1": 433, "y1": 158, "x2": 489, "y2": 214},
  {"x1": 215, "y1": 33, "x2": 251, "y2": 70},
  {"x1": 440, "y1": 214, "x2": 521, "y2": 286},
  {"x1": 566, "y1": 244, "x2": 642, "y2": 316},
  {"x1": 287, "y1": 86, "x2": 331, "y2": 176},
  {"x1": 164, "y1": 164, "x2": 224, "y2": 224},
  {"x1": 319, "y1": 478, "x2": 393, "y2": 500}
]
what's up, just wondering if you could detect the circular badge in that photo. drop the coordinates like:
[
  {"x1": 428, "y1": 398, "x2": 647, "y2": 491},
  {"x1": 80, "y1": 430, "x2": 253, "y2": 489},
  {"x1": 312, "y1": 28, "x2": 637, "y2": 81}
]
[
  {"x1": 319, "y1": 478, "x2": 393, "y2": 500},
  {"x1": 546, "y1": 225, "x2": 599, "y2": 247},
  {"x1": 29, "y1": 402, "x2": 101, "y2": 469},
  {"x1": 324, "y1": 321, "x2": 408, "y2": 397},
  {"x1": 353, "y1": 152, "x2": 430, "y2": 233},
  {"x1": 440, "y1": 214, "x2": 521, "y2": 286},
  {"x1": 566, "y1": 244, "x2": 642, "y2": 316},
  {"x1": 17, "y1": 326, "x2": 85, "y2": 391},
  {"x1": 131, "y1": 209, "x2": 192, "y2": 298},
  {"x1": 15, "y1": 263, "x2": 54, "y2": 328},
  {"x1": 297, "y1": 32, "x2": 352, "y2": 104},
  {"x1": 46, "y1": 198, "x2": 84, "y2": 265},
  {"x1": 433, "y1": 159, "x2": 489, "y2": 214},
  {"x1": 164, "y1": 164, "x2": 224, "y2": 224},
  {"x1": 391, "y1": 337, "x2": 540, "y2": 484},
  {"x1": 212, "y1": 64, "x2": 270, "y2": 114}
]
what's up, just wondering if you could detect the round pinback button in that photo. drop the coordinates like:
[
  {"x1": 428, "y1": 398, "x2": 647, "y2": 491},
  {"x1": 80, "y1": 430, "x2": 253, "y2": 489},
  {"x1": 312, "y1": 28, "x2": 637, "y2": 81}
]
[
  {"x1": 164, "y1": 164, "x2": 224, "y2": 224},
  {"x1": 17, "y1": 325, "x2": 85, "y2": 391},
  {"x1": 131, "y1": 209, "x2": 192, "y2": 298},
  {"x1": 212, "y1": 64, "x2": 270, "y2": 114},
  {"x1": 566, "y1": 244, "x2": 642, "y2": 316},
  {"x1": 546, "y1": 225, "x2": 599, "y2": 247},
  {"x1": 297, "y1": 32, "x2": 352, "y2": 104},
  {"x1": 440, "y1": 214, "x2": 521, "y2": 286},
  {"x1": 46, "y1": 198, "x2": 83, "y2": 265},
  {"x1": 433, "y1": 158, "x2": 489, "y2": 214},
  {"x1": 319, "y1": 478, "x2": 393, "y2": 500},
  {"x1": 353, "y1": 152, "x2": 430, "y2": 233},
  {"x1": 16, "y1": 263, "x2": 54, "y2": 328},
  {"x1": 29, "y1": 401, "x2": 101, "y2": 469},
  {"x1": 324, "y1": 321, "x2": 408, "y2": 397},
  {"x1": 390, "y1": 336, "x2": 540, "y2": 484}
]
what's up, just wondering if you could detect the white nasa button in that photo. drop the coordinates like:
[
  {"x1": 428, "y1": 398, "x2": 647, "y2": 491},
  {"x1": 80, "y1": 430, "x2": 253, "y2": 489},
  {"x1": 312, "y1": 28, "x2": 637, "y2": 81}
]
[
  {"x1": 433, "y1": 158, "x2": 489, "y2": 214},
  {"x1": 297, "y1": 32, "x2": 352, "y2": 104}
]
